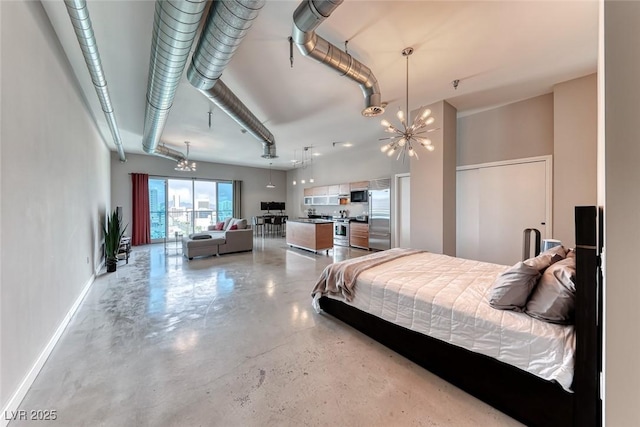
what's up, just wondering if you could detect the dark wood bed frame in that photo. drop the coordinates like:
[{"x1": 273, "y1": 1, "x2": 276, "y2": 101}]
[{"x1": 318, "y1": 206, "x2": 602, "y2": 427}]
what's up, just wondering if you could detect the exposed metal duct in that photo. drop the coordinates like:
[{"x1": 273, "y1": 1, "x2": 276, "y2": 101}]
[
  {"x1": 64, "y1": 0, "x2": 126, "y2": 162},
  {"x1": 187, "y1": 0, "x2": 277, "y2": 159},
  {"x1": 142, "y1": 0, "x2": 207, "y2": 161},
  {"x1": 292, "y1": 0, "x2": 385, "y2": 117},
  {"x1": 202, "y1": 81, "x2": 276, "y2": 158}
]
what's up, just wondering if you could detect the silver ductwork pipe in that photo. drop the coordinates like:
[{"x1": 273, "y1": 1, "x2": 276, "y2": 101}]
[
  {"x1": 187, "y1": 0, "x2": 277, "y2": 159},
  {"x1": 64, "y1": 0, "x2": 127, "y2": 162},
  {"x1": 142, "y1": 0, "x2": 207, "y2": 161},
  {"x1": 292, "y1": 0, "x2": 385, "y2": 117},
  {"x1": 200, "y1": 81, "x2": 276, "y2": 157}
]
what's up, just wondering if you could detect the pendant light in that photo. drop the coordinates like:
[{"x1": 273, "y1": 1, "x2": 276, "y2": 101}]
[{"x1": 266, "y1": 163, "x2": 275, "y2": 189}]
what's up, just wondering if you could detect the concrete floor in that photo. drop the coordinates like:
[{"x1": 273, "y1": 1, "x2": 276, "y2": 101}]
[{"x1": 13, "y1": 236, "x2": 521, "y2": 426}]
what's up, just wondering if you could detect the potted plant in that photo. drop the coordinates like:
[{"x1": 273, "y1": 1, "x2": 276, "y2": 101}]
[{"x1": 102, "y1": 208, "x2": 127, "y2": 272}]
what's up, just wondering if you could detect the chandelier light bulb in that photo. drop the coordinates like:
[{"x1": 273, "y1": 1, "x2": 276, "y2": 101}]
[{"x1": 378, "y1": 47, "x2": 438, "y2": 162}]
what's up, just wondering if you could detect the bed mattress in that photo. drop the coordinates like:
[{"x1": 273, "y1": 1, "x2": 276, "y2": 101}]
[{"x1": 323, "y1": 251, "x2": 575, "y2": 391}]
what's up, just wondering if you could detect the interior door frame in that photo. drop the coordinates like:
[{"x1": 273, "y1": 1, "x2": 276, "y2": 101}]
[
  {"x1": 394, "y1": 173, "x2": 411, "y2": 248},
  {"x1": 456, "y1": 155, "x2": 553, "y2": 239}
]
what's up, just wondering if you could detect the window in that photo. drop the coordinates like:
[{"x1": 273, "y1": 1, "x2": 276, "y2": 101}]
[{"x1": 149, "y1": 177, "x2": 235, "y2": 242}]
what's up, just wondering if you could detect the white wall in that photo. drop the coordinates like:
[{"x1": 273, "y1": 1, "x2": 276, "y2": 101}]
[
  {"x1": 604, "y1": 1, "x2": 640, "y2": 424},
  {"x1": 111, "y1": 152, "x2": 287, "y2": 231},
  {"x1": 553, "y1": 74, "x2": 597, "y2": 248},
  {"x1": 0, "y1": 1, "x2": 111, "y2": 411}
]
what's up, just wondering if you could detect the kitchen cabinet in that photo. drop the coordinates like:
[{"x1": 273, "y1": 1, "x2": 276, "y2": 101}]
[
  {"x1": 350, "y1": 181, "x2": 369, "y2": 190},
  {"x1": 339, "y1": 183, "x2": 350, "y2": 195},
  {"x1": 303, "y1": 196, "x2": 313, "y2": 205},
  {"x1": 312, "y1": 186, "x2": 328, "y2": 196},
  {"x1": 350, "y1": 222, "x2": 369, "y2": 249},
  {"x1": 312, "y1": 195, "x2": 328, "y2": 205},
  {"x1": 327, "y1": 185, "x2": 340, "y2": 195},
  {"x1": 303, "y1": 188, "x2": 313, "y2": 196}
]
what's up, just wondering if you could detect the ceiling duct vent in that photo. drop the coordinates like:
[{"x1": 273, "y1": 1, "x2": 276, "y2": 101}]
[{"x1": 291, "y1": 0, "x2": 385, "y2": 117}]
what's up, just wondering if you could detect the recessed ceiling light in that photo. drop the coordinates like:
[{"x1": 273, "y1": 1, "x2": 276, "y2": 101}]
[
  {"x1": 344, "y1": 142, "x2": 353, "y2": 147},
  {"x1": 313, "y1": 152, "x2": 321, "y2": 156}
]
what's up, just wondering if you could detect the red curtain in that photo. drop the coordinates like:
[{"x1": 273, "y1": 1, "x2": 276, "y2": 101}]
[{"x1": 131, "y1": 173, "x2": 151, "y2": 246}]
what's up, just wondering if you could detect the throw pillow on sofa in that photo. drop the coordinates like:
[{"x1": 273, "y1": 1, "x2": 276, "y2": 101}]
[
  {"x1": 190, "y1": 233, "x2": 212, "y2": 240},
  {"x1": 233, "y1": 218, "x2": 248, "y2": 229},
  {"x1": 229, "y1": 224, "x2": 238, "y2": 230},
  {"x1": 214, "y1": 221, "x2": 225, "y2": 230}
]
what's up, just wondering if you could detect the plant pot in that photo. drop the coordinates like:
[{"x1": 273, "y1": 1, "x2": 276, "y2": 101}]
[{"x1": 106, "y1": 258, "x2": 117, "y2": 273}]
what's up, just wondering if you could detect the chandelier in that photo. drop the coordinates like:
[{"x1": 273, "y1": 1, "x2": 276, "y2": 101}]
[
  {"x1": 175, "y1": 141, "x2": 196, "y2": 172},
  {"x1": 380, "y1": 47, "x2": 437, "y2": 160}
]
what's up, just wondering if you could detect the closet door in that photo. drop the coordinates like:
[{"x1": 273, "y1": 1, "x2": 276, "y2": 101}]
[{"x1": 457, "y1": 158, "x2": 550, "y2": 265}]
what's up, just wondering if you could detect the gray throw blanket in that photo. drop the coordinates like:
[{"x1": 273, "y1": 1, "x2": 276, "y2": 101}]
[{"x1": 311, "y1": 248, "x2": 423, "y2": 307}]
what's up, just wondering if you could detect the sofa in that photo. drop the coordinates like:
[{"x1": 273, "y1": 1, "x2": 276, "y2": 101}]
[{"x1": 182, "y1": 218, "x2": 253, "y2": 259}]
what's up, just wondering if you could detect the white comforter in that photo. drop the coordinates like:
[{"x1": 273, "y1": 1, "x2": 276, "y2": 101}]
[{"x1": 324, "y1": 252, "x2": 575, "y2": 391}]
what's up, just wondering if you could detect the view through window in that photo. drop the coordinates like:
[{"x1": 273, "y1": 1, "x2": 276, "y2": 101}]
[{"x1": 149, "y1": 178, "x2": 234, "y2": 242}]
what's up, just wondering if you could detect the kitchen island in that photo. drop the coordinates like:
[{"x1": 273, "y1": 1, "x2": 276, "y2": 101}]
[{"x1": 286, "y1": 219, "x2": 333, "y2": 254}]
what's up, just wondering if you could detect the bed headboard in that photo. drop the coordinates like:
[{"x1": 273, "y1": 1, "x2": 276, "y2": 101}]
[{"x1": 574, "y1": 206, "x2": 603, "y2": 426}]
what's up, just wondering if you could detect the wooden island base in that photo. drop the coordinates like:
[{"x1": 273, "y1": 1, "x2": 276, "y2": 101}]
[{"x1": 286, "y1": 219, "x2": 333, "y2": 254}]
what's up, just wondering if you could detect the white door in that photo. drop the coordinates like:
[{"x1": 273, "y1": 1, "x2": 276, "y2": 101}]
[
  {"x1": 456, "y1": 168, "x2": 480, "y2": 261},
  {"x1": 457, "y1": 158, "x2": 550, "y2": 265},
  {"x1": 395, "y1": 174, "x2": 411, "y2": 248}
]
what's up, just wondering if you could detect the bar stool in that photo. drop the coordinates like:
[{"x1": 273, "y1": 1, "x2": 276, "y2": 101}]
[
  {"x1": 252, "y1": 216, "x2": 265, "y2": 236},
  {"x1": 271, "y1": 216, "x2": 284, "y2": 237}
]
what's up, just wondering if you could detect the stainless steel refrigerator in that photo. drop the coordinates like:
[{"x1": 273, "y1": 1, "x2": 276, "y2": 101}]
[{"x1": 368, "y1": 178, "x2": 391, "y2": 250}]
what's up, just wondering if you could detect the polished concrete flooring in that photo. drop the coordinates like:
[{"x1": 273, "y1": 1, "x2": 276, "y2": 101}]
[{"x1": 13, "y1": 236, "x2": 521, "y2": 426}]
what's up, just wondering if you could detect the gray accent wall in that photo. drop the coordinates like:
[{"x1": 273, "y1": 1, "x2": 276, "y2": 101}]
[
  {"x1": 110, "y1": 153, "x2": 287, "y2": 230},
  {"x1": 410, "y1": 101, "x2": 457, "y2": 255},
  {"x1": 457, "y1": 94, "x2": 554, "y2": 166},
  {"x1": 1, "y1": 1, "x2": 111, "y2": 410},
  {"x1": 553, "y1": 74, "x2": 597, "y2": 248},
  {"x1": 604, "y1": 1, "x2": 640, "y2": 424}
]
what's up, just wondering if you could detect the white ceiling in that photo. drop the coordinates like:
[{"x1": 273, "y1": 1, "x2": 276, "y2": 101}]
[{"x1": 42, "y1": 0, "x2": 598, "y2": 171}]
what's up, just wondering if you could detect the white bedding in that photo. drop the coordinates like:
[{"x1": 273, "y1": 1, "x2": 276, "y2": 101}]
[{"x1": 323, "y1": 251, "x2": 575, "y2": 391}]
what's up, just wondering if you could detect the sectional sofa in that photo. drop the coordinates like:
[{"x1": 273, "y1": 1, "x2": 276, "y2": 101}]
[{"x1": 182, "y1": 218, "x2": 253, "y2": 259}]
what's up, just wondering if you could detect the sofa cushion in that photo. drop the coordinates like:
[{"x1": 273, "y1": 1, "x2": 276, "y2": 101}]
[
  {"x1": 215, "y1": 221, "x2": 225, "y2": 230},
  {"x1": 229, "y1": 224, "x2": 238, "y2": 230},
  {"x1": 223, "y1": 217, "x2": 233, "y2": 230},
  {"x1": 233, "y1": 218, "x2": 248, "y2": 229}
]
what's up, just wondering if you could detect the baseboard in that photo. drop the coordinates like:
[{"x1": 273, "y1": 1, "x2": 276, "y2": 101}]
[{"x1": 1, "y1": 273, "x2": 96, "y2": 426}]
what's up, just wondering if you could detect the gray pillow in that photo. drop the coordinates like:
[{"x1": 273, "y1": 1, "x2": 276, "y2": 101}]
[
  {"x1": 488, "y1": 262, "x2": 541, "y2": 312},
  {"x1": 190, "y1": 233, "x2": 212, "y2": 240},
  {"x1": 525, "y1": 257, "x2": 576, "y2": 325},
  {"x1": 524, "y1": 245, "x2": 567, "y2": 272}
]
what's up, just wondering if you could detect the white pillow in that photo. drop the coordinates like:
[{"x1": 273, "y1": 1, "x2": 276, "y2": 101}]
[{"x1": 223, "y1": 217, "x2": 234, "y2": 231}]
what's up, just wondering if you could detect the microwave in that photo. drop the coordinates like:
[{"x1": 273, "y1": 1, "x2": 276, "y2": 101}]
[{"x1": 350, "y1": 190, "x2": 368, "y2": 203}]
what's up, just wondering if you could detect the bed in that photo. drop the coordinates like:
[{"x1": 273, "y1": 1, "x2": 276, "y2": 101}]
[{"x1": 312, "y1": 206, "x2": 602, "y2": 427}]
